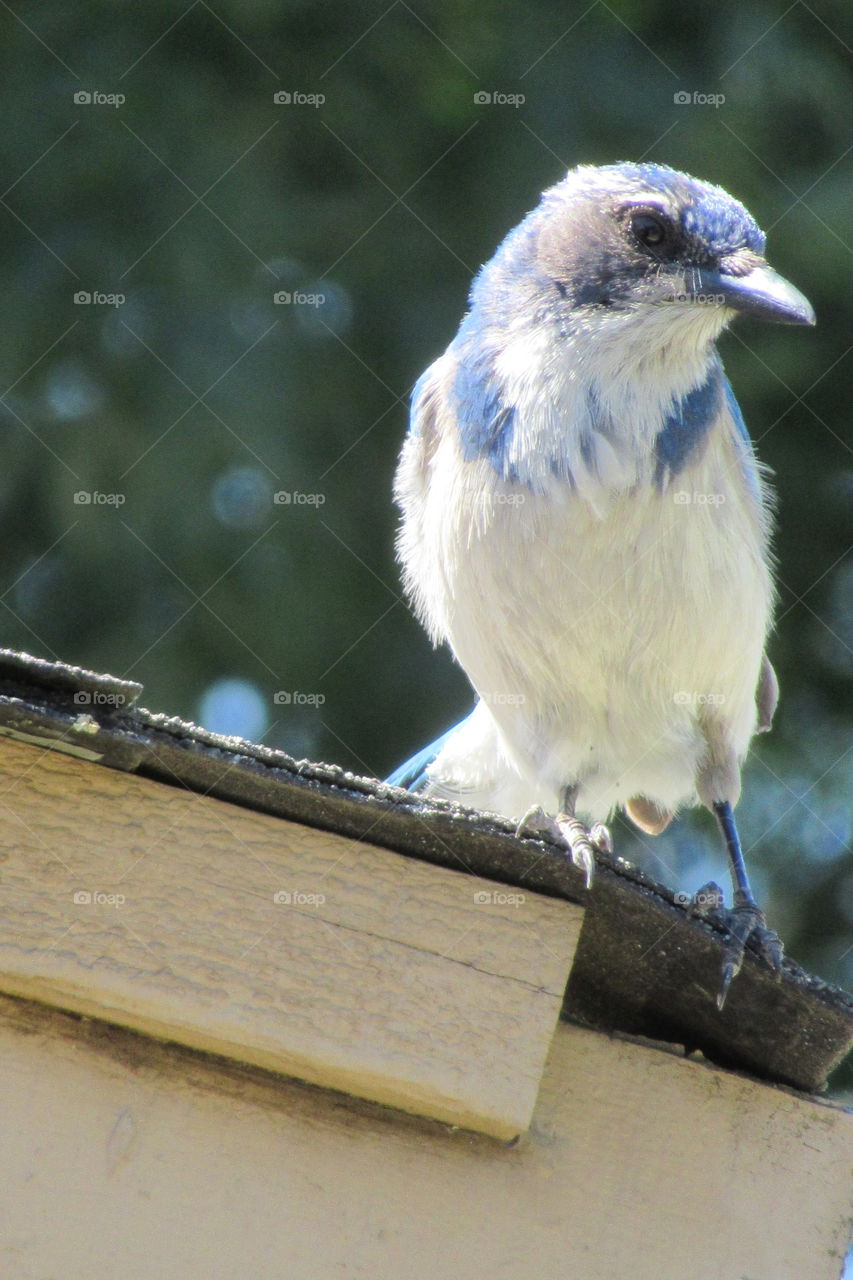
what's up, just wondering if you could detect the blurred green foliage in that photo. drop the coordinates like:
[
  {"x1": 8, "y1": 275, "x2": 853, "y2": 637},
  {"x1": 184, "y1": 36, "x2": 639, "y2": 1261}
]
[{"x1": 0, "y1": 2, "x2": 850, "y2": 1069}]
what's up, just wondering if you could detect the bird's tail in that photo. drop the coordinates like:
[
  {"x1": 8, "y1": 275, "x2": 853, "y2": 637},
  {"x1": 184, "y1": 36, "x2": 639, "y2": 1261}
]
[{"x1": 385, "y1": 717, "x2": 471, "y2": 792}]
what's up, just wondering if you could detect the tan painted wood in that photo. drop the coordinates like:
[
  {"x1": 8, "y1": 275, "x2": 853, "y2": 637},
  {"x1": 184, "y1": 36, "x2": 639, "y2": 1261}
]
[
  {"x1": 0, "y1": 996, "x2": 848, "y2": 1280},
  {"x1": 0, "y1": 736, "x2": 582, "y2": 1139}
]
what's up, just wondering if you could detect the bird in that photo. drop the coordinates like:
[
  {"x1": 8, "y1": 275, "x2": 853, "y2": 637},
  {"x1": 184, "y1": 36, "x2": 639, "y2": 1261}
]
[{"x1": 387, "y1": 161, "x2": 815, "y2": 1007}]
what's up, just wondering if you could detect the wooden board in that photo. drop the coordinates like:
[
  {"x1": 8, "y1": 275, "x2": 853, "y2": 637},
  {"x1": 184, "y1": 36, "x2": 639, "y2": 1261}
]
[
  {"x1": 0, "y1": 996, "x2": 848, "y2": 1280},
  {"x1": 0, "y1": 736, "x2": 582, "y2": 1138}
]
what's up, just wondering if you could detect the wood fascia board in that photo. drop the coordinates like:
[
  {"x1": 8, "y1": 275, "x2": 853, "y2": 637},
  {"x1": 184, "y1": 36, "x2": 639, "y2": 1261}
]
[{"x1": 0, "y1": 737, "x2": 582, "y2": 1139}]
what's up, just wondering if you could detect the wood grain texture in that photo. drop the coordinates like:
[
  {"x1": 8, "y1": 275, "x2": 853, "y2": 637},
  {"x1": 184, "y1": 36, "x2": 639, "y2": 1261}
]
[
  {"x1": 0, "y1": 996, "x2": 848, "y2": 1280},
  {"x1": 0, "y1": 737, "x2": 582, "y2": 1138}
]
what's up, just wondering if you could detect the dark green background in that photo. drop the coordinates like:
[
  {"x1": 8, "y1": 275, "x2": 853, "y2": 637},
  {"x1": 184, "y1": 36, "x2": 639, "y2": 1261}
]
[{"x1": 1, "y1": 2, "x2": 850, "y2": 1078}]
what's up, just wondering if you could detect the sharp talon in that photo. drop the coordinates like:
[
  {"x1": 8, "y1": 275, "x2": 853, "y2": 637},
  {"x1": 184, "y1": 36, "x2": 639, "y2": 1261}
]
[
  {"x1": 709, "y1": 800, "x2": 785, "y2": 1005},
  {"x1": 755, "y1": 919, "x2": 784, "y2": 974},
  {"x1": 515, "y1": 804, "x2": 548, "y2": 839},
  {"x1": 716, "y1": 967, "x2": 734, "y2": 1011},
  {"x1": 575, "y1": 843, "x2": 595, "y2": 891},
  {"x1": 716, "y1": 953, "x2": 741, "y2": 1010},
  {"x1": 556, "y1": 813, "x2": 596, "y2": 889},
  {"x1": 514, "y1": 805, "x2": 601, "y2": 888},
  {"x1": 709, "y1": 897, "x2": 784, "y2": 1007},
  {"x1": 588, "y1": 822, "x2": 613, "y2": 855}
]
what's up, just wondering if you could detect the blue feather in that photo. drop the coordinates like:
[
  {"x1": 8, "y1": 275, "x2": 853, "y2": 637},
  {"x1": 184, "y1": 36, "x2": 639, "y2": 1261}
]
[
  {"x1": 654, "y1": 364, "x2": 723, "y2": 483},
  {"x1": 722, "y1": 373, "x2": 763, "y2": 502},
  {"x1": 722, "y1": 373, "x2": 751, "y2": 447},
  {"x1": 600, "y1": 163, "x2": 766, "y2": 258},
  {"x1": 386, "y1": 718, "x2": 467, "y2": 791},
  {"x1": 450, "y1": 330, "x2": 518, "y2": 477}
]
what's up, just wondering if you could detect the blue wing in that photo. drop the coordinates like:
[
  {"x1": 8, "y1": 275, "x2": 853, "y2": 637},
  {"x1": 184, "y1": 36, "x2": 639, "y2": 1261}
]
[
  {"x1": 722, "y1": 372, "x2": 763, "y2": 503},
  {"x1": 386, "y1": 719, "x2": 465, "y2": 792}
]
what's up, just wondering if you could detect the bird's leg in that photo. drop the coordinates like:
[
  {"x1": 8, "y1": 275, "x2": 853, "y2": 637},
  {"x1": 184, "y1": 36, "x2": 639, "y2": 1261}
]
[
  {"x1": 704, "y1": 800, "x2": 784, "y2": 1009},
  {"x1": 515, "y1": 787, "x2": 611, "y2": 890}
]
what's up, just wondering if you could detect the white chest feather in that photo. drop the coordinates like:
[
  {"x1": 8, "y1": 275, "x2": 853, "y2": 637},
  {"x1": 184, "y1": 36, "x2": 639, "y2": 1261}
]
[{"x1": 395, "y1": 337, "x2": 773, "y2": 820}]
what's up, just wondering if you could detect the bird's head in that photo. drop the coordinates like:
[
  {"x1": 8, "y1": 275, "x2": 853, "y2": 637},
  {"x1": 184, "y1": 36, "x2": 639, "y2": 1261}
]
[{"x1": 476, "y1": 163, "x2": 814, "y2": 361}]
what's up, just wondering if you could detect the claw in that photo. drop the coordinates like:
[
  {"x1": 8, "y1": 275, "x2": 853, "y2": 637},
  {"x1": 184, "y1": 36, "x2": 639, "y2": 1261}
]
[
  {"x1": 687, "y1": 882, "x2": 783, "y2": 1008},
  {"x1": 556, "y1": 813, "x2": 596, "y2": 888},
  {"x1": 515, "y1": 804, "x2": 550, "y2": 839},
  {"x1": 715, "y1": 894, "x2": 784, "y2": 1009},
  {"x1": 717, "y1": 957, "x2": 740, "y2": 1011},
  {"x1": 709, "y1": 799, "x2": 785, "y2": 1007},
  {"x1": 515, "y1": 805, "x2": 603, "y2": 890},
  {"x1": 588, "y1": 821, "x2": 613, "y2": 855}
]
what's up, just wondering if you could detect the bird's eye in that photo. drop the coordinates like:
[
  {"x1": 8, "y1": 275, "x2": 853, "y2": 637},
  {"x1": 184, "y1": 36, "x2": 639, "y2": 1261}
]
[{"x1": 630, "y1": 211, "x2": 671, "y2": 251}]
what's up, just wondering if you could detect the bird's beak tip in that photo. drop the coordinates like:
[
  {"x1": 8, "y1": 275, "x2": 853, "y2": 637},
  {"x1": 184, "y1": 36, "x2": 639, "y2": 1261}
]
[{"x1": 702, "y1": 262, "x2": 816, "y2": 327}]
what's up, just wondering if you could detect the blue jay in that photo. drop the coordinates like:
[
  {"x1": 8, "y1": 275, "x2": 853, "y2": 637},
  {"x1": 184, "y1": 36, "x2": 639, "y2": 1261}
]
[{"x1": 388, "y1": 162, "x2": 815, "y2": 1006}]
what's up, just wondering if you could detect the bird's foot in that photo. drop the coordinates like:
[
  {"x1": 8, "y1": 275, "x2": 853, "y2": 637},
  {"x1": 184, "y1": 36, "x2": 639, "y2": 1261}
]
[
  {"x1": 689, "y1": 882, "x2": 784, "y2": 1010},
  {"x1": 515, "y1": 805, "x2": 611, "y2": 889}
]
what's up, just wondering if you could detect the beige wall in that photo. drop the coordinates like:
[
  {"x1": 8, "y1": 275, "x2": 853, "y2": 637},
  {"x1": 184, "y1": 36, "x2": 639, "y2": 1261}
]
[{"x1": 0, "y1": 993, "x2": 848, "y2": 1280}]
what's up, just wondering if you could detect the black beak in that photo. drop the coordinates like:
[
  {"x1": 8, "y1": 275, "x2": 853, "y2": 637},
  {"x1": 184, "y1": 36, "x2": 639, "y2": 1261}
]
[{"x1": 692, "y1": 262, "x2": 815, "y2": 326}]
